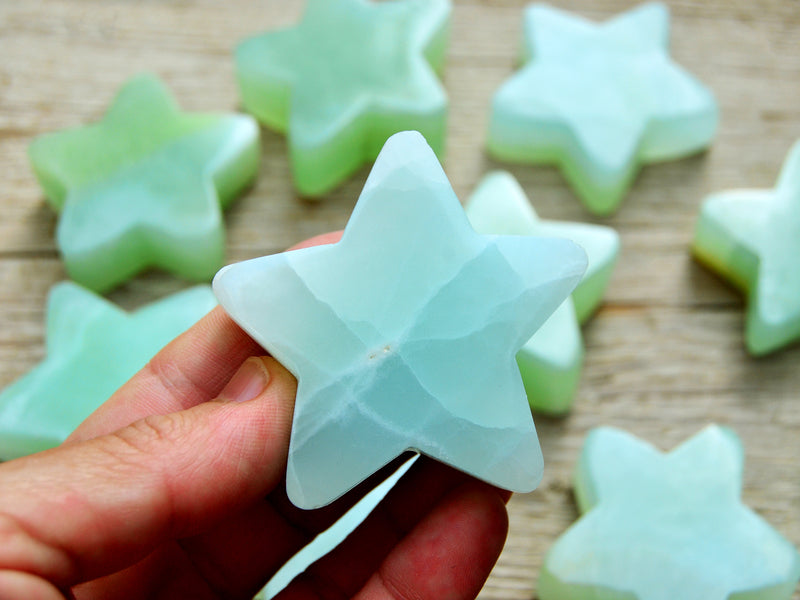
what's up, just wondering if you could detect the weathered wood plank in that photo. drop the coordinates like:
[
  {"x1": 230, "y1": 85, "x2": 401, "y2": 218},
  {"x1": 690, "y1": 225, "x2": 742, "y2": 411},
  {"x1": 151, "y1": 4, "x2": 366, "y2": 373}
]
[{"x1": 0, "y1": 1, "x2": 797, "y2": 598}]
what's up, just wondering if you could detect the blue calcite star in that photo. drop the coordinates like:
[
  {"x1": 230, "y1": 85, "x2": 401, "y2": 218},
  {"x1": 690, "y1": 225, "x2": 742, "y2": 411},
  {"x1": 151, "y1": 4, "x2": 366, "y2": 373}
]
[
  {"x1": 466, "y1": 172, "x2": 619, "y2": 414},
  {"x1": 693, "y1": 141, "x2": 800, "y2": 355},
  {"x1": 0, "y1": 283, "x2": 217, "y2": 460},
  {"x1": 214, "y1": 131, "x2": 588, "y2": 509},
  {"x1": 29, "y1": 74, "x2": 260, "y2": 293},
  {"x1": 540, "y1": 426, "x2": 800, "y2": 600},
  {"x1": 235, "y1": 0, "x2": 450, "y2": 197},
  {"x1": 488, "y1": 2, "x2": 718, "y2": 215}
]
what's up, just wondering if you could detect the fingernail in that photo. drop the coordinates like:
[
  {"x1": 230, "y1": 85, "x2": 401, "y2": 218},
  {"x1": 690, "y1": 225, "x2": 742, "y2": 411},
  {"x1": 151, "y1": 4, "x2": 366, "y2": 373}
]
[{"x1": 219, "y1": 357, "x2": 271, "y2": 403}]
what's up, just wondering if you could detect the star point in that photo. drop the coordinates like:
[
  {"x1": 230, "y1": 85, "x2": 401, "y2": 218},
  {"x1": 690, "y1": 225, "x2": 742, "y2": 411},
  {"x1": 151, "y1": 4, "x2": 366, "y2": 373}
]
[
  {"x1": 28, "y1": 73, "x2": 260, "y2": 293},
  {"x1": 540, "y1": 426, "x2": 800, "y2": 600},
  {"x1": 693, "y1": 141, "x2": 800, "y2": 355},
  {"x1": 488, "y1": 2, "x2": 718, "y2": 215},
  {"x1": 214, "y1": 131, "x2": 587, "y2": 509}
]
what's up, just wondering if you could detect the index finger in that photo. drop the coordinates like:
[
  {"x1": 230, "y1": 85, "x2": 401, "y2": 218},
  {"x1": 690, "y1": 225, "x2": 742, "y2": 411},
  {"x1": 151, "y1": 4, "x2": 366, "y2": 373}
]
[{"x1": 69, "y1": 230, "x2": 344, "y2": 442}]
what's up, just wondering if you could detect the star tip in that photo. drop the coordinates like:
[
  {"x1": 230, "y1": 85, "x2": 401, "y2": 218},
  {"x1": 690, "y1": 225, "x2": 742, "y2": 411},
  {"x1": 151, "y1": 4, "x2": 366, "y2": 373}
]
[{"x1": 211, "y1": 263, "x2": 233, "y2": 290}]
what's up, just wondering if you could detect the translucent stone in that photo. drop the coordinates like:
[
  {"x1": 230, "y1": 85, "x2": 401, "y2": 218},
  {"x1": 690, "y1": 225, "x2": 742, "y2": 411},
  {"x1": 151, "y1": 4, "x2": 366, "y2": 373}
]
[
  {"x1": 466, "y1": 172, "x2": 618, "y2": 414},
  {"x1": 693, "y1": 141, "x2": 800, "y2": 356},
  {"x1": 0, "y1": 283, "x2": 217, "y2": 460},
  {"x1": 487, "y1": 2, "x2": 718, "y2": 216},
  {"x1": 29, "y1": 74, "x2": 260, "y2": 293},
  {"x1": 235, "y1": 0, "x2": 450, "y2": 197},
  {"x1": 214, "y1": 131, "x2": 587, "y2": 509},
  {"x1": 540, "y1": 426, "x2": 800, "y2": 600}
]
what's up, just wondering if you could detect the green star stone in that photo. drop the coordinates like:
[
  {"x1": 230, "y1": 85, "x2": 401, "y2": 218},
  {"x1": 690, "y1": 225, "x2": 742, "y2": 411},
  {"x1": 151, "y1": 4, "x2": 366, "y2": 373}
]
[
  {"x1": 540, "y1": 426, "x2": 800, "y2": 600},
  {"x1": 0, "y1": 283, "x2": 217, "y2": 460},
  {"x1": 693, "y1": 141, "x2": 800, "y2": 355},
  {"x1": 235, "y1": 0, "x2": 450, "y2": 197},
  {"x1": 29, "y1": 74, "x2": 260, "y2": 293},
  {"x1": 488, "y1": 2, "x2": 718, "y2": 215}
]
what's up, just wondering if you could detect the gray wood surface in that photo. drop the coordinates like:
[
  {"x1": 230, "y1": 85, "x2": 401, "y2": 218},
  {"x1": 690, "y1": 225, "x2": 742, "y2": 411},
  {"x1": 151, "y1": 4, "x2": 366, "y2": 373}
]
[{"x1": 0, "y1": 1, "x2": 798, "y2": 598}]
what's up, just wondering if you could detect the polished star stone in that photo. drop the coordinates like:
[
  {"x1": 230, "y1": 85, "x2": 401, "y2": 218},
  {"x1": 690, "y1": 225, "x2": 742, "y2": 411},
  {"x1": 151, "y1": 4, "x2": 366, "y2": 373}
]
[
  {"x1": 0, "y1": 283, "x2": 217, "y2": 461},
  {"x1": 540, "y1": 426, "x2": 800, "y2": 600},
  {"x1": 692, "y1": 141, "x2": 800, "y2": 356},
  {"x1": 29, "y1": 73, "x2": 260, "y2": 293},
  {"x1": 488, "y1": 2, "x2": 718, "y2": 216},
  {"x1": 235, "y1": 0, "x2": 450, "y2": 197},
  {"x1": 214, "y1": 131, "x2": 587, "y2": 509},
  {"x1": 465, "y1": 172, "x2": 618, "y2": 414}
]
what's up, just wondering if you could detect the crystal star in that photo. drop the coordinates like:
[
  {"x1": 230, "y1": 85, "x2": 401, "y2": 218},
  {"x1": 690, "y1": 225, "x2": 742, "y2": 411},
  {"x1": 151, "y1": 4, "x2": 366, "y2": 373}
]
[
  {"x1": 235, "y1": 0, "x2": 450, "y2": 197},
  {"x1": 488, "y1": 2, "x2": 718, "y2": 215},
  {"x1": 540, "y1": 426, "x2": 800, "y2": 600},
  {"x1": 0, "y1": 283, "x2": 217, "y2": 460},
  {"x1": 214, "y1": 131, "x2": 587, "y2": 509},
  {"x1": 29, "y1": 74, "x2": 260, "y2": 292},
  {"x1": 465, "y1": 172, "x2": 618, "y2": 414},
  {"x1": 693, "y1": 141, "x2": 800, "y2": 355}
]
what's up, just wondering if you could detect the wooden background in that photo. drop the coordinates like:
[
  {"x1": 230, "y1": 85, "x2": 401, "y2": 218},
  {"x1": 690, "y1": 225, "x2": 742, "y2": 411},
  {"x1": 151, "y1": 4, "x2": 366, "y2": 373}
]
[{"x1": 1, "y1": 1, "x2": 798, "y2": 598}]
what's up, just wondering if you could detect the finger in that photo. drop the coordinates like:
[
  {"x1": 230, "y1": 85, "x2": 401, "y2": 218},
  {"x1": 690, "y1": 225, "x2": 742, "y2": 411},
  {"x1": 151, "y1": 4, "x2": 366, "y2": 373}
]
[
  {"x1": 68, "y1": 306, "x2": 262, "y2": 441},
  {"x1": 70, "y1": 230, "x2": 344, "y2": 442},
  {"x1": 356, "y1": 483, "x2": 509, "y2": 600},
  {"x1": 70, "y1": 457, "x2": 414, "y2": 600},
  {"x1": 0, "y1": 356, "x2": 296, "y2": 589},
  {"x1": 277, "y1": 481, "x2": 509, "y2": 600},
  {"x1": 0, "y1": 570, "x2": 66, "y2": 600},
  {"x1": 272, "y1": 459, "x2": 509, "y2": 598},
  {"x1": 288, "y1": 230, "x2": 343, "y2": 251}
]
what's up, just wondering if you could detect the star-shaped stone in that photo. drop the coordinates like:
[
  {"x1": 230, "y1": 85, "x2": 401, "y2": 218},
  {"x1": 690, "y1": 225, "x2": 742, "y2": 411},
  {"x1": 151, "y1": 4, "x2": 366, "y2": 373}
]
[
  {"x1": 0, "y1": 282, "x2": 217, "y2": 460},
  {"x1": 235, "y1": 0, "x2": 450, "y2": 197},
  {"x1": 214, "y1": 131, "x2": 587, "y2": 509},
  {"x1": 540, "y1": 426, "x2": 800, "y2": 600},
  {"x1": 465, "y1": 172, "x2": 618, "y2": 414},
  {"x1": 29, "y1": 74, "x2": 260, "y2": 293},
  {"x1": 488, "y1": 2, "x2": 718, "y2": 215},
  {"x1": 693, "y1": 141, "x2": 800, "y2": 355}
]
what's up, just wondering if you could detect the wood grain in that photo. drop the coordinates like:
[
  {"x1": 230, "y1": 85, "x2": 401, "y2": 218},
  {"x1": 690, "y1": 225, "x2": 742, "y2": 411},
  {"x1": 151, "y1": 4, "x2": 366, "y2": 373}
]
[{"x1": 0, "y1": 1, "x2": 798, "y2": 598}]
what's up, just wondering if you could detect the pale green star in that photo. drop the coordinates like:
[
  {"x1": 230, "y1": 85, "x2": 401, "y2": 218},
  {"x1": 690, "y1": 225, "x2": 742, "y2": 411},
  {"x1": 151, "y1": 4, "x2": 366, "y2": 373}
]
[
  {"x1": 466, "y1": 172, "x2": 618, "y2": 414},
  {"x1": 488, "y1": 2, "x2": 718, "y2": 215},
  {"x1": 29, "y1": 74, "x2": 260, "y2": 292},
  {"x1": 214, "y1": 132, "x2": 587, "y2": 509},
  {"x1": 693, "y1": 141, "x2": 800, "y2": 355},
  {"x1": 540, "y1": 426, "x2": 800, "y2": 600},
  {"x1": 0, "y1": 283, "x2": 217, "y2": 460},
  {"x1": 235, "y1": 0, "x2": 450, "y2": 196}
]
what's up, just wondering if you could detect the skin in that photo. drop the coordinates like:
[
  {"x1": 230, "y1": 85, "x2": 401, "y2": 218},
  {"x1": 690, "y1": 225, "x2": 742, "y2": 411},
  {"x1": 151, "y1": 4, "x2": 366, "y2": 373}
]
[{"x1": 0, "y1": 232, "x2": 510, "y2": 599}]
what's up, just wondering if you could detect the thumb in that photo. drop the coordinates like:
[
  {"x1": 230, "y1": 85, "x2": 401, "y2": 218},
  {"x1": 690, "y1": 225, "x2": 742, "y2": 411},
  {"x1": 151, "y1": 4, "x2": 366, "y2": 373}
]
[{"x1": 0, "y1": 356, "x2": 296, "y2": 590}]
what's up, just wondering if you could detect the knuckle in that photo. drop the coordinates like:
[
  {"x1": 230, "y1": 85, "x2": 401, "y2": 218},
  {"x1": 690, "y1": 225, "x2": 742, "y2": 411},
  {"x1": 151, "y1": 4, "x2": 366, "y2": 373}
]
[{"x1": 111, "y1": 412, "x2": 188, "y2": 458}]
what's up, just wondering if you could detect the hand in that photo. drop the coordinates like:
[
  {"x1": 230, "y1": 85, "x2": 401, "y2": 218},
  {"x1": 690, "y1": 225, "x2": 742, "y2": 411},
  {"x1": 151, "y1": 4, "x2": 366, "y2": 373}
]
[{"x1": 0, "y1": 233, "x2": 510, "y2": 600}]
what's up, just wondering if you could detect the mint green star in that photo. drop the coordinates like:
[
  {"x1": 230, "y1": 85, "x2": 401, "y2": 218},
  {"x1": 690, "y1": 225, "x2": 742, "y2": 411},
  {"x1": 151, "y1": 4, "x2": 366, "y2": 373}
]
[
  {"x1": 235, "y1": 0, "x2": 450, "y2": 197},
  {"x1": 214, "y1": 131, "x2": 587, "y2": 509},
  {"x1": 29, "y1": 74, "x2": 260, "y2": 293},
  {"x1": 540, "y1": 426, "x2": 800, "y2": 600},
  {"x1": 693, "y1": 141, "x2": 800, "y2": 355},
  {"x1": 466, "y1": 172, "x2": 618, "y2": 414},
  {"x1": 0, "y1": 283, "x2": 217, "y2": 460},
  {"x1": 488, "y1": 2, "x2": 718, "y2": 215}
]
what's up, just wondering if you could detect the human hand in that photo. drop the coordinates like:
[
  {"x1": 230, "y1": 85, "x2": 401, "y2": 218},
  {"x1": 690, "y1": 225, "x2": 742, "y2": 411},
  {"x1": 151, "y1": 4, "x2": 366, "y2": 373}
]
[{"x1": 0, "y1": 232, "x2": 510, "y2": 600}]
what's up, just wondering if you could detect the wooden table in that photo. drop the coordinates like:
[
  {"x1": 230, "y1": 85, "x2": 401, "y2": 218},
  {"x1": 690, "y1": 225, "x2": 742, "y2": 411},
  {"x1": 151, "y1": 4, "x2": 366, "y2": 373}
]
[{"x1": 1, "y1": 1, "x2": 798, "y2": 598}]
